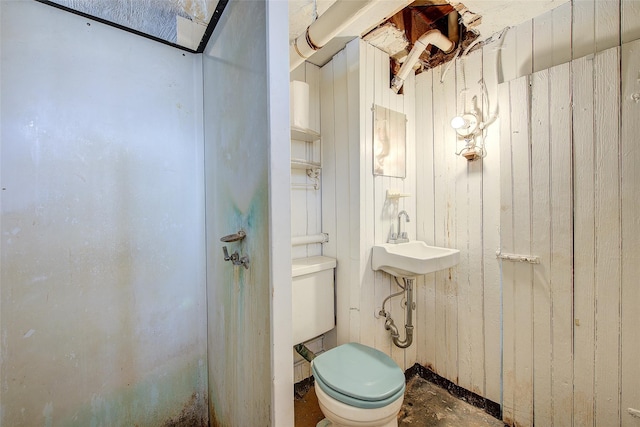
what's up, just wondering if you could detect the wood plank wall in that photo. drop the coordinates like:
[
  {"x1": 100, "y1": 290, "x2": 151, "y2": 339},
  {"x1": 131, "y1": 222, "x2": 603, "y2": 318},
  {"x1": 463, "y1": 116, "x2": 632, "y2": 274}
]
[
  {"x1": 499, "y1": 63, "x2": 574, "y2": 426},
  {"x1": 576, "y1": 48, "x2": 623, "y2": 426},
  {"x1": 620, "y1": 37, "x2": 640, "y2": 427},
  {"x1": 414, "y1": 1, "x2": 640, "y2": 425},
  {"x1": 320, "y1": 40, "x2": 418, "y2": 370}
]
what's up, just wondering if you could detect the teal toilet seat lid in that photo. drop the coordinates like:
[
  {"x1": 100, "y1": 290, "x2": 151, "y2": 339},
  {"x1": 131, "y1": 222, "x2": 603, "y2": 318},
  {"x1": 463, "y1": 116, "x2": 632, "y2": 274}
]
[{"x1": 312, "y1": 343, "x2": 405, "y2": 407}]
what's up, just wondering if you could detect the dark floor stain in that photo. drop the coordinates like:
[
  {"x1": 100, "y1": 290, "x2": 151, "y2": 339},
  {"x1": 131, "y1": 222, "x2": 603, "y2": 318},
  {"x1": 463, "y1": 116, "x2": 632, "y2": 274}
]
[
  {"x1": 295, "y1": 376, "x2": 315, "y2": 399},
  {"x1": 405, "y1": 364, "x2": 501, "y2": 420},
  {"x1": 294, "y1": 378, "x2": 324, "y2": 427},
  {"x1": 400, "y1": 375, "x2": 506, "y2": 427}
]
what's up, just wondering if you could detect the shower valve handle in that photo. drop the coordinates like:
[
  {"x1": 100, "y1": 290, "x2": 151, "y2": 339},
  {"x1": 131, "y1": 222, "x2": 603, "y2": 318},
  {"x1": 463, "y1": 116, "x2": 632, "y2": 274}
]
[{"x1": 222, "y1": 246, "x2": 250, "y2": 269}]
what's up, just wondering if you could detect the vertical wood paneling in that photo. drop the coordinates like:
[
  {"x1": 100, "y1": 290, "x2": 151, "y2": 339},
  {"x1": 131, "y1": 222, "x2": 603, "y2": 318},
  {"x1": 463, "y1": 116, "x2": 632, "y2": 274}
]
[
  {"x1": 403, "y1": 70, "x2": 418, "y2": 369},
  {"x1": 372, "y1": 44, "x2": 393, "y2": 358},
  {"x1": 333, "y1": 49, "x2": 355, "y2": 346},
  {"x1": 573, "y1": 0, "x2": 621, "y2": 60},
  {"x1": 432, "y1": 66, "x2": 449, "y2": 380},
  {"x1": 307, "y1": 64, "x2": 322, "y2": 258},
  {"x1": 500, "y1": 22, "x2": 534, "y2": 83},
  {"x1": 500, "y1": 76, "x2": 534, "y2": 427},
  {"x1": 456, "y1": 50, "x2": 486, "y2": 396},
  {"x1": 533, "y1": 11, "x2": 555, "y2": 72},
  {"x1": 307, "y1": 62, "x2": 321, "y2": 133},
  {"x1": 593, "y1": 47, "x2": 622, "y2": 426},
  {"x1": 320, "y1": 62, "x2": 336, "y2": 264},
  {"x1": 533, "y1": 2, "x2": 572, "y2": 73},
  {"x1": 466, "y1": 56, "x2": 485, "y2": 398},
  {"x1": 415, "y1": 70, "x2": 437, "y2": 370},
  {"x1": 481, "y1": 41, "x2": 503, "y2": 404},
  {"x1": 454, "y1": 56, "x2": 473, "y2": 392},
  {"x1": 349, "y1": 47, "x2": 364, "y2": 347},
  {"x1": 388, "y1": 55, "x2": 406, "y2": 369},
  {"x1": 548, "y1": 62, "x2": 573, "y2": 427},
  {"x1": 361, "y1": 43, "x2": 380, "y2": 354},
  {"x1": 510, "y1": 75, "x2": 534, "y2": 427},
  {"x1": 529, "y1": 62, "x2": 574, "y2": 427},
  {"x1": 621, "y1": 38, "x2": 640, "y2": 427},
  {"x1": 320, "y1": 59, "x2": 341, "y2": 341},
  {"x1": 370, "y1": 43, "x2": 417, "y2": 368},
  {"x1": 622, "y1": 0, "x2": 640, "y2": 43},
  {"x1": 320, "y1": 40, "x2": 366, "y2": 350},
  {"x1": 530, "y1": 68, "x2": 553, "y2": 426},
  {"x1": 572, "y1": 0, "x2": 597, "y2": 59},
  {"x1": 348, "y1": 41, "x2": 362, "y2": 341},
  {"x1": 498, "y1": 80, "x2": 516, "y2": 424},
  {"x1": 571, "y1": 46, "x2": 624, "y2": 427},
  {"x1": 432, "y1": 63, "x2": 459, "y2": 382},
  {"x1": 595, "y1": 0, "x2": 621, "y2": 53},
  {"x1": 572, "y1": 53, "x2": 597, "y2": 427},
  {"x1": 552, "y1": 3, "x2": 573, "y2": 66},
  {"x1": 443, "y1": 64, "x2": 459, "y2": 383}
]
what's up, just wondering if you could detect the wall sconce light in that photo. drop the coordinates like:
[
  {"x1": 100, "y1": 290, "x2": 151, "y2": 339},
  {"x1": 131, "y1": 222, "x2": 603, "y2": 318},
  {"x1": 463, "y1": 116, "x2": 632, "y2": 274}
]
[{"x1": 451, "y1": 113, "x2": 483, "y2": 161}]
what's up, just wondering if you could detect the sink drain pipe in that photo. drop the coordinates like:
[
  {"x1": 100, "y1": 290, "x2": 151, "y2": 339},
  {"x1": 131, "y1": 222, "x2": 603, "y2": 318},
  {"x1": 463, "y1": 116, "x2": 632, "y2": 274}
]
[{"x1": 380, "y1": 277, "x2": 415, "y2": 348}]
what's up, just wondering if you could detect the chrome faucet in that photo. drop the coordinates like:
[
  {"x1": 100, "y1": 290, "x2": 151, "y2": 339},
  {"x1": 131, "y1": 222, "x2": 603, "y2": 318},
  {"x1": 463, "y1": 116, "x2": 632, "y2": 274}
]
[{"x1": 390, "y1": 210, "x2": 410, "y2": 243}]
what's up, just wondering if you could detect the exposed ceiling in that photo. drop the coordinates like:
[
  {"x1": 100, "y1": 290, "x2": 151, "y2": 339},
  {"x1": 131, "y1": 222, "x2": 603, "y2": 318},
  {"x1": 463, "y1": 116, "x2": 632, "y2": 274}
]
[
  {"x1": 289, "y1": 0, "x2": 570, "y2": 69},
  {"x1": 362, "y1": 2, "x2": 480, "y2": 75}
]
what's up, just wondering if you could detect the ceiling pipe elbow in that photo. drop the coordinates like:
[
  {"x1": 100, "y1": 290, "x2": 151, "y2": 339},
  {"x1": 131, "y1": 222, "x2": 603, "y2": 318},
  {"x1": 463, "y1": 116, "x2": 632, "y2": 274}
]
[
  {"x1": 391, "y1": 29, "x2": 455, "y2": 93},
  {"x1": 290, "y1": 0, "x2": 376, "y2": 71}
]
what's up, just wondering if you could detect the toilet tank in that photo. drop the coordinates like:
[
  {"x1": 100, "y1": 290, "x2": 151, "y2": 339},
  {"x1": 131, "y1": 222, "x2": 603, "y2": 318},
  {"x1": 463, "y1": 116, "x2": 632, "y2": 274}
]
[{"x1": 292, "y1": 256, "x2": 336, "y2": 345}]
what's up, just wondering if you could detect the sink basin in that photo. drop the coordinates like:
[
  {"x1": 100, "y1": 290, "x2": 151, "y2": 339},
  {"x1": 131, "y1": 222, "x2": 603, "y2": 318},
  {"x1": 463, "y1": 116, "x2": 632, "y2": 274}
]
[{"x1": 371, "y1": 241, "x2": 460, "y2": 277}]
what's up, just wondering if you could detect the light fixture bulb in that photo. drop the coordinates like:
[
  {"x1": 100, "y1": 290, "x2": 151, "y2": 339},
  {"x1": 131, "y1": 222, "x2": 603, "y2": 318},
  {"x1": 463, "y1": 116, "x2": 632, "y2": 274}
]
[
  {"x1": 450, "y1": 116, "x2": 467, "y2": 130},
  {"x1": 451, "y1": 113, "x2": 479, "y2": 137}
]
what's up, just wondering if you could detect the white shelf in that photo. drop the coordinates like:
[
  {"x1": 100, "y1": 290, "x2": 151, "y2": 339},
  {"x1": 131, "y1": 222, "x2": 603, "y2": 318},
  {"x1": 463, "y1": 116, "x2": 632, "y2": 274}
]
[
  {"x1": 291, "y1": 159, "x2": 321, "y2": 170},
  {"x1": 291, "y1": 127, "x2": 321, "y2": 190},
  {"x1": 291, "y1": 126, "x2": 320, "y2": 142}
]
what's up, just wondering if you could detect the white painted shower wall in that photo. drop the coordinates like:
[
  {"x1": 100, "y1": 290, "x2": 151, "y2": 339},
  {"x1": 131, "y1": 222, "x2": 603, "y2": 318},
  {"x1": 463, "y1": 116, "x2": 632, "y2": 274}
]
[{"x1": 203, "y1": 0, "x2": 292, "y2": 424}]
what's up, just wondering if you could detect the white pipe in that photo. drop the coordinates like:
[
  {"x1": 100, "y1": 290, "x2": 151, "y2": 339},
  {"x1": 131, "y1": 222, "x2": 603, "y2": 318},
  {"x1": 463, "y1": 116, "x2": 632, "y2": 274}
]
[
  {"x1": 290, "y1": 0, "x2": 375, "y2": 70},
  {"x1": 391, "y1": 29, "x2": 454, "y2": 93},
  {"x1": 291, "y1": 233, "x2": 329, "y2": 246}
]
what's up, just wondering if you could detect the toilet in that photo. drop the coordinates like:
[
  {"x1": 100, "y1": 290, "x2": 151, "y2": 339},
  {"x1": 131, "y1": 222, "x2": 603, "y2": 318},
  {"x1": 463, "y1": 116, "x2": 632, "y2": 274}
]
[{"x1": 292, "y1": 257, "x2": 406, "y2": 427}]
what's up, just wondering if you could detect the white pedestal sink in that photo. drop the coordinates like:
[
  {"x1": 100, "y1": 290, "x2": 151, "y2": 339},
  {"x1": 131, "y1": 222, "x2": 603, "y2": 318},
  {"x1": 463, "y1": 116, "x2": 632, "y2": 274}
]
[{"x1": 371, "y1": 241, "x2": 460, "y2": 277}]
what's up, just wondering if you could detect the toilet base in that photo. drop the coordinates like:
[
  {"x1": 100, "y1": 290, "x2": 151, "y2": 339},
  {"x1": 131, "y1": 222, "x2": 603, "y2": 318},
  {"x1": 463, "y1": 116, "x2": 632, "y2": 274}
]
[{"x1": 314, "y1": 382, "x2": 402, "y2": 427}]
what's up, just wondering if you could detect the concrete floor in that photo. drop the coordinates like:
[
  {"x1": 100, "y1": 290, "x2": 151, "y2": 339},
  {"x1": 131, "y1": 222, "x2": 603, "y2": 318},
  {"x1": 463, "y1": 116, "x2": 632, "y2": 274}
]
[{"x1": 294, "y1": 375, "x2": 506, "y2": 427}]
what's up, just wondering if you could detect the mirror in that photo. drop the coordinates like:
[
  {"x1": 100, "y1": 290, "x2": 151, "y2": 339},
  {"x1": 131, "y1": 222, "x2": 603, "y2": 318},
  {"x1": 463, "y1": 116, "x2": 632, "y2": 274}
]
[
  {"x1": 373, "y1": 105, "x2": 406, "y2": 178},
  {"x1": 38, "y1": 0, "x2": 228, "y2": 52}
]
